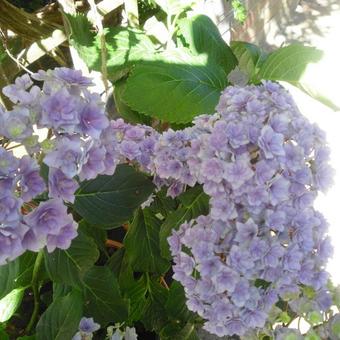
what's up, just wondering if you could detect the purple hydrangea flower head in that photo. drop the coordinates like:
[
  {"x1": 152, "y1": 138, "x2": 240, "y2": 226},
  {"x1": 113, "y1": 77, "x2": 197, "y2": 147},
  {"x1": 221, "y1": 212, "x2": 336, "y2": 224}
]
[{"x1": 165, "y1": 82, "x2": 334, "y2": 337}]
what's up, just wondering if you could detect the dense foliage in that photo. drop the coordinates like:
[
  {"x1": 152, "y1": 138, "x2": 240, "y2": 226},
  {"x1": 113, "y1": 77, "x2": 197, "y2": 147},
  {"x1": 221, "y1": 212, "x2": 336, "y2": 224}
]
[{"x1": 0, "y1": 1, "x2": 339, "y2": 339}]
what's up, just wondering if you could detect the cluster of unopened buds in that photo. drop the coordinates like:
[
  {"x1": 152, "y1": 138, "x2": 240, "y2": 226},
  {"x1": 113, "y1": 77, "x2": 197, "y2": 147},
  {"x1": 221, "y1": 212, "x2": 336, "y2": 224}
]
[{"x1": 0, "y1": 68, "x2": 335, "y2": 337}]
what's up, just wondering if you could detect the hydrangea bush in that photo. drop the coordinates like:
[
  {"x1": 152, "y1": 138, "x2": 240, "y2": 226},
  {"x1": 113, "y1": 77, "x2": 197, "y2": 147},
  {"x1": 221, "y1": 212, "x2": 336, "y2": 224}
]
[{"x1": 0, "y1": 4, "x2": 339, "y2": 340}]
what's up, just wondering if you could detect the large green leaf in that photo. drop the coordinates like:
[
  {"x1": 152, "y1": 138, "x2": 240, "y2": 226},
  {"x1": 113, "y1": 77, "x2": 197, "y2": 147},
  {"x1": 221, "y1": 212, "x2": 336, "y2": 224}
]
[
  {"x1": 0, "y1": 252, "x2": 36, "y2": 299},
  {"x1": 74, "y1": 164, "x2": 155, "y2": 227},
  {"x1": 123, "y1": 58, "x2": 227, "y2": 123},
  {"x1": 125, "y1": 208, "x2": 170, "y2": 274},
  {"x1": 66, "y1": 14, "x2": 156, "y2": 81},
  {"x1": 0, "y1": 287, "x2": 25, "y2": 322},
  {"x1": 36, "y1": 290, "x2": 83, "y2": 340},
  {"x1": 159, "y1": 186, "x2": 209, "y2": 259},
  {"x1": 44, "y1": 232, "x2": 99, "y2": 288},
  {"x1": 230, "y1": 41, "x2": 265, "y2": 81},
  {"x1": 258, "y1": 44, "x2": 323, "y2": 83},
  {"x1": 178, "y1": 15, "x2": 237, "y2": 74},
  {"x1": 82, "y1": 266, "x2": 129, "y2": 325},
  {"x1": 258, "y1": 45, "x2": 340, "y2": 110}
]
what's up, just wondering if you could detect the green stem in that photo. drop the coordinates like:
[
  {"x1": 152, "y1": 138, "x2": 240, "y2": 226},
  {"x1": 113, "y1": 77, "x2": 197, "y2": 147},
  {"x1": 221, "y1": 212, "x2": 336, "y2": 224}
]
[{"x1": 25, "y1": 250, "x2": 44, "y2": 334}]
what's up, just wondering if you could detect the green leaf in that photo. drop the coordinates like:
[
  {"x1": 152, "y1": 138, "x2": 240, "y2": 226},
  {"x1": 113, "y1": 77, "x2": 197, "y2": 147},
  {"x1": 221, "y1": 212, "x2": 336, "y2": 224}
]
[
  {"x1": 82, "y1": 266, "x2": 129, "y2": 326},
  {"x1": 103, "y1": 28, "x2": 156, "y2": 80},
  {"x1": 107, "y1": 248, "x2": 126, "y2": 276},
  {"x1": 160, "y1": 186, "x2": 209, "y2": 258},
  {"x1": 44, "y1": 232, "x2": 99, "y2": 288},
  {"x1": 0, "y1": 287, "x2": 25, "y2": 322},
  {"x1": 178, "y1": 15, "x2": 237, "y2": 74},
  {"x1": 74, "y1": 164, "x2": 155, "y2": 227},
  {"x1": 118, "y1": 260, "x2": 148, "y2": 322},
  {"x1": 160, "y1": 322, "x2": 197, "y2": 340},
  {"x1": 0, "y1": 328, "x2": 9, "y2": 340},
  {"x1": 125, "y1": 208, "x2": 170, "y2": 274},
  {"x1": 65, "y1": 13, "x2": 94, "y2": 46},
  {"x1": 258, "y1": 44, "x2": 323, "y2": 83},
  {"x1": 230, "y1": 41, "x2": 265, "y2": 81},
  {"x1": 67, "y1": 14, "x2": 156, "y2": 81},
  {"x1": 178, "y1": 185, "x2": 208, "y2": 209},
  {"x1": 0, "y1": 252, "x2": 36, "y2": 299},
  {"x1": 141, "y1": 279, "x2": 169, "y2": 332},
  {"x1": 0, "y1": 259, "x2": 20, "y2": 300},
  {"x1": 16, "y1": 251, "x2": 37, "y2": 286},
  {"x1": 79, "y1": 219, "x2": 107, "y2": 254},
  {"x1": 257, "y1": 44, "x2": 340, "y2": 110},
  {"x1": 149, "y1": 188, "x2": 177, "y2": 218},
  {"x1": 231, "y1": 0, "x2": 247, "y2": 24},
  {"x1": 112, "y1": 78, "x2": 151, "y2": 124},
  {"x1": 123, "y1": 59, "x2": 227, "y2": 123},
  {"x1": 36, "y1": 290, "x2": 83, "y2": 340},
  {"x1": 165, "y1": 281, "x2": 191, "y2": 321},
  {"x1": 126, "y1": 275, "x2": 148, "y2": 322},
  {"x1": 53, "y1": 282, "x2": 72, "y2": 300}
]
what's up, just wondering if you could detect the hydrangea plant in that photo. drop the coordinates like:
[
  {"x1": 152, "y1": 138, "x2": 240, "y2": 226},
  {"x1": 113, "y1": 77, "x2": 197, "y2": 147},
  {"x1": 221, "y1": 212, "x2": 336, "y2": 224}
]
[{"x1": 0, "y1": 3, "x2": 339, "y2": 340}]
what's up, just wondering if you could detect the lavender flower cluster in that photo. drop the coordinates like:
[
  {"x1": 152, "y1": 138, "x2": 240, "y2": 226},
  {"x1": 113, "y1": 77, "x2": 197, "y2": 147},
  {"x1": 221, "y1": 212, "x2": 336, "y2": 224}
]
[
  {"x1": 167, "y1": 83, "x2": 334, "y2": 337},
  {"x1": 0, "y1": 68, "x2": 158, "y2": 264},
  {"x1": 1, "y1": 68, "x2": 335, "y2": 337}
]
